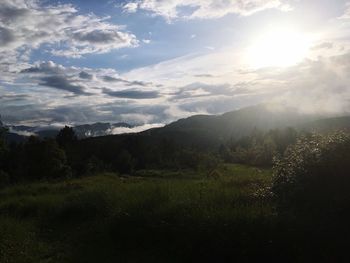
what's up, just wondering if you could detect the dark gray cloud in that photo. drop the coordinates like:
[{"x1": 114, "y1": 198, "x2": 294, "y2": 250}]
[
  {"x1": 0, "y1": 94, "x2": 29, "y2": 102},
  {"x1": 0, "y1": 100, "x2": 169, "y2": 126},
  {"x1": 125, "y1": 80, "x2": 150, "y2": 87},
  {"x1": 103, "y1": 76, "x2": 126, "y2": 83},
  {"x1": 102, "y1": 75, "x2": 151, "y2": 87},
  {"x1": 40, "y1": 75, "x2": 90, "y2": 95},
  {"x1": 193, "y1": 74, "x2": 215, "y2": 78},
  {"x1": 0, "y1": 6, "x2": 28, "y2": 23},
  {"x1": 79, "y1": 71, "x2": 93, "y2": 80},
  {"x1": 103, "y1": 88, "x2": 160, "y2": 99},
  {"x1": 0, "y1": 27, "x2": 15, "y2": 46},
  {"x1": 73, "y1": 30, "x2": 124, "y2": 44}
]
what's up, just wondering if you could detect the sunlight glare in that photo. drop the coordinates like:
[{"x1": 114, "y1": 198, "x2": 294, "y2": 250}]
[{"x1": 247, "y1": 26, "x2": 312, "y2": 68}]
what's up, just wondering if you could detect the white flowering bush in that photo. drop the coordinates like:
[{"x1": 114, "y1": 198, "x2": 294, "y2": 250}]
[{"x1": 272, "y1": 131, "x2": 350, "y2": 217}]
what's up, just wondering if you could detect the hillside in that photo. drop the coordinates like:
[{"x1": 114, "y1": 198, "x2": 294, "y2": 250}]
[
  {"x1": 299, "y1": 116, "x2": 350, "y2": 132},
  {"x1": 153, "y1": 104, "x2": 320, "y2": 143}
]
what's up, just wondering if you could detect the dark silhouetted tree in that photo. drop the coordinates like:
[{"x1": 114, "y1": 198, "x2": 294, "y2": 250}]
[
  {"x1": 56, "y1": 126, "x2": 77, "y2": 147},
  {"x1": 0, "y1": 117, "x2": 9, "y2": 187},
  {"x1": 21, "y1": 137, "x2": 71, "y2": 180},
  {"x1": 115, "y1": 149, "x2": 134, "y2": 174}
]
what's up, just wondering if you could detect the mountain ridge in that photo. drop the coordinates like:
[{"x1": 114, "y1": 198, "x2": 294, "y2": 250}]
[{"x1": 4, "y1": 104, "x2": 350, "y2": 144}]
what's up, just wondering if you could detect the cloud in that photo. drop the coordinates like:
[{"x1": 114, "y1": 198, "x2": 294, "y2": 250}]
[
  {"x1": 103, "y1": 75, "x2": 152, "y2": 87},
  {"x1": 79, "y1": 71, "x2": 93, "y2": 80},
  {"x1": 19, "y1": 61, "x2": 165, "y2": 100},
  {"x1": 103, "y1": 88, "x2": 160, "y2": 99},
  {"x1": 311, "y1": 42, "x2": 334, "y2": 50},
  {"x1": 0, "y1": 4, "x2": 28, "y2": 23},
  {"x1": 0, "y1": 93, "x2": 30, "y2": 102},
  {"x1": 339, "y1": 2, "x2": 350, "y2": 19},
  {"x1": 20, "y1": 61, "x2": 91, "y2": 95},
  {"x1": 111, "y1": 123, "x2": 164, "y2": 134},
  {"x1": 103, "y1": 76, "x2": 127, "y2": 83},
  {"x1": 39, "y1": 75, "x2": 90, "y2": 95},
  {"x1": 193, "y1": 73, "x2": 215, "y2": 78},
  {"x1": 123, "y1": 2, "x2": 139, "y2": 13},
  {"x1": 245, "y1": 54, "x2": 350, "y2": 114},
  {"x1": 0, "y1": 26, "x2": 15, "y2": 46},
  {"x1": 123, "y1": 0, "x2": 292, "y2": 21},
  {"x1": 0, "y1": 0, "x2": 138, "y2": 71},
  {"x1": 0, "y1": 96, "x2": 171, "y2": 128},
  {"x1": 20, "y1": 61, "x2": 66, "y2": 74}
]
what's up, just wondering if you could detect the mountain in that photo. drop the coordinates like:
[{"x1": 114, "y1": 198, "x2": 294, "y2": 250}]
[
  {"x1": 74, "y1": 122, "x2": 133, "y2": 138},
  {"x1": 0, "y1": 121, "x2": 25, "y2": 143},
  {"x1": 76, "y1": 104, "x2": 350, "y2": 154},
  {"x1": 5, "y1": 104, "x2": 350, "y2": 145},
  {"x1": 145, "y1": 104, "x2": 327, "y2": 146},
  {"x1": 298, "y1": 116, "x2": 350, "y2": 132}
]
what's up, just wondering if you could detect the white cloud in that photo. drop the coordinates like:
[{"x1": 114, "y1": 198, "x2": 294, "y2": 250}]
[
  {"x1": 339, "y1": 2, "x2": 350, "y2": 19},
  {"x1": 111, "y1": 123, "x2": 164, "y2": 134},
  {"x1": 123, "y1": 2, "x2": 139, "y2": 13},
  {"x1": 0, "y1": 0, "x2": 138, "y2": 74},
  {"x1": 124, "y1": 0, "x2": 292, "y2": 21}
]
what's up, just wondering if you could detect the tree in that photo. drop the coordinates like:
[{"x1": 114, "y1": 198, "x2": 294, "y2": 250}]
[
  {"x1": 0, "y1": 116, "x2": 7, "y2": 177},
  {"x1": 115, "y1": 149, "x2": 134, "y2": 174},
  {"x1": 56, "y1": 126, "x2": 77, "y2": 147},
  {"x1": 0, "y1": 115, "x2": 7, "y2": 155},
  {"x1": 0, "y1": 116, "x2": 9, "y2": 187},
  {"x1": 22, "y1": 137, "x2": 71, "y2": 180}
]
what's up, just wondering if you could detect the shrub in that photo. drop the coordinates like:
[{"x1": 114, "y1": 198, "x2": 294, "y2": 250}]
[{"x1": 272, "y1": 131, "x2": 350, "y2": 218}]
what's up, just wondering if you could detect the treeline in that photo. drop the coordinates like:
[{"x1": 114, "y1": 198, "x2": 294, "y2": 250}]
[
  {"x1": 0, "y1": 123, "x2": 347, "y2": 187},
  {"x1": 219, "y1": 127, "x2": 298, "y2": 166},
  {"x1": 0, "y1": 126, "x2": 222, "y2": 185}
]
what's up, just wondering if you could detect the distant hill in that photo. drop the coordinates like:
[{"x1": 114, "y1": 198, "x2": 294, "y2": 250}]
[
  {"x1": 74, "y1": 122, "x2": 133, "y2": 138},
  {"x1": 144, "y1": 104, "x2": 326, "y2": 146},
  {"x1": 4, "y1": 104, "x2": 350, "y2": 146},
  {"x1": 5, "y1": 132, "x2": 27, "y2": 143},
  {"x1": 298, "y1": 116, "x2": 350, "y2": 132},
  {"x1": 77, "y1": 104, "x2": 350, "y2": 153}
]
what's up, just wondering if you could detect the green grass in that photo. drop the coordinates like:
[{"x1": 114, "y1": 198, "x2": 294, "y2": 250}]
[{"x1": 0, "y1": 164, "x2": 274, "y2": 263}]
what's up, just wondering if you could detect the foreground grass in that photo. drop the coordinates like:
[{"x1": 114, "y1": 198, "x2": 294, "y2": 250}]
[{"x1": 0, "y1": 164, "x2": 277, "y2": 263}]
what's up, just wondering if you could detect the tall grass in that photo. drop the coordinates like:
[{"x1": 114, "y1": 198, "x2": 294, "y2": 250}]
[{"x1": 0, "y1": 165, "x2": 274, "y2": 263}]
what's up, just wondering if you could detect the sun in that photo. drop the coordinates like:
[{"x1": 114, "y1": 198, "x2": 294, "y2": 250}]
[{"x1": 246, "y1": 26, "x2": 312, "y2": 68}]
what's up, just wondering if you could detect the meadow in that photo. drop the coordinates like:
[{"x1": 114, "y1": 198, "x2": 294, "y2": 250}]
[{"x1": 0, "y1": 164, "x2": 283, "y2": 263}]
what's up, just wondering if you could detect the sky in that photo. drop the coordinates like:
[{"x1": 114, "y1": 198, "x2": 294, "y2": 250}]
[{"x1": 1, "y1": 0, "x2": 350, "y2": 130}]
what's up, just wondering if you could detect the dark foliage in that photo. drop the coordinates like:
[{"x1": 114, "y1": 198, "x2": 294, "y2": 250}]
[
  {"x1": 21, "y1": 137, "x2": 71, "y2": 181},
  {"x1": 224, "y1": 127, "x2": 298, "y2": 166},
  {"x1": 273, "y1": 131, "x2": 350, "y2": 218},
  {"x1": 0, "y1": 123, "x2": 306, "y2": 186},
  {"x1": 0, "y1": 122, "x2": 9, "y2": 187},
  {"x1": 56, "y1": 125, "x2": 77, "y2": 147}
]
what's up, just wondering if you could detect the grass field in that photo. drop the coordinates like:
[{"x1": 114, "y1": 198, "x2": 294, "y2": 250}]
[{"x1": 0, "y1": 164, "x2": 285, "y2": 263}]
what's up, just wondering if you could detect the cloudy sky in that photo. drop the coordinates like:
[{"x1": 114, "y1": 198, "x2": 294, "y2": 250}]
[{"x1": 1, "y1": 0, "x2": 350, "y2": 128}]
